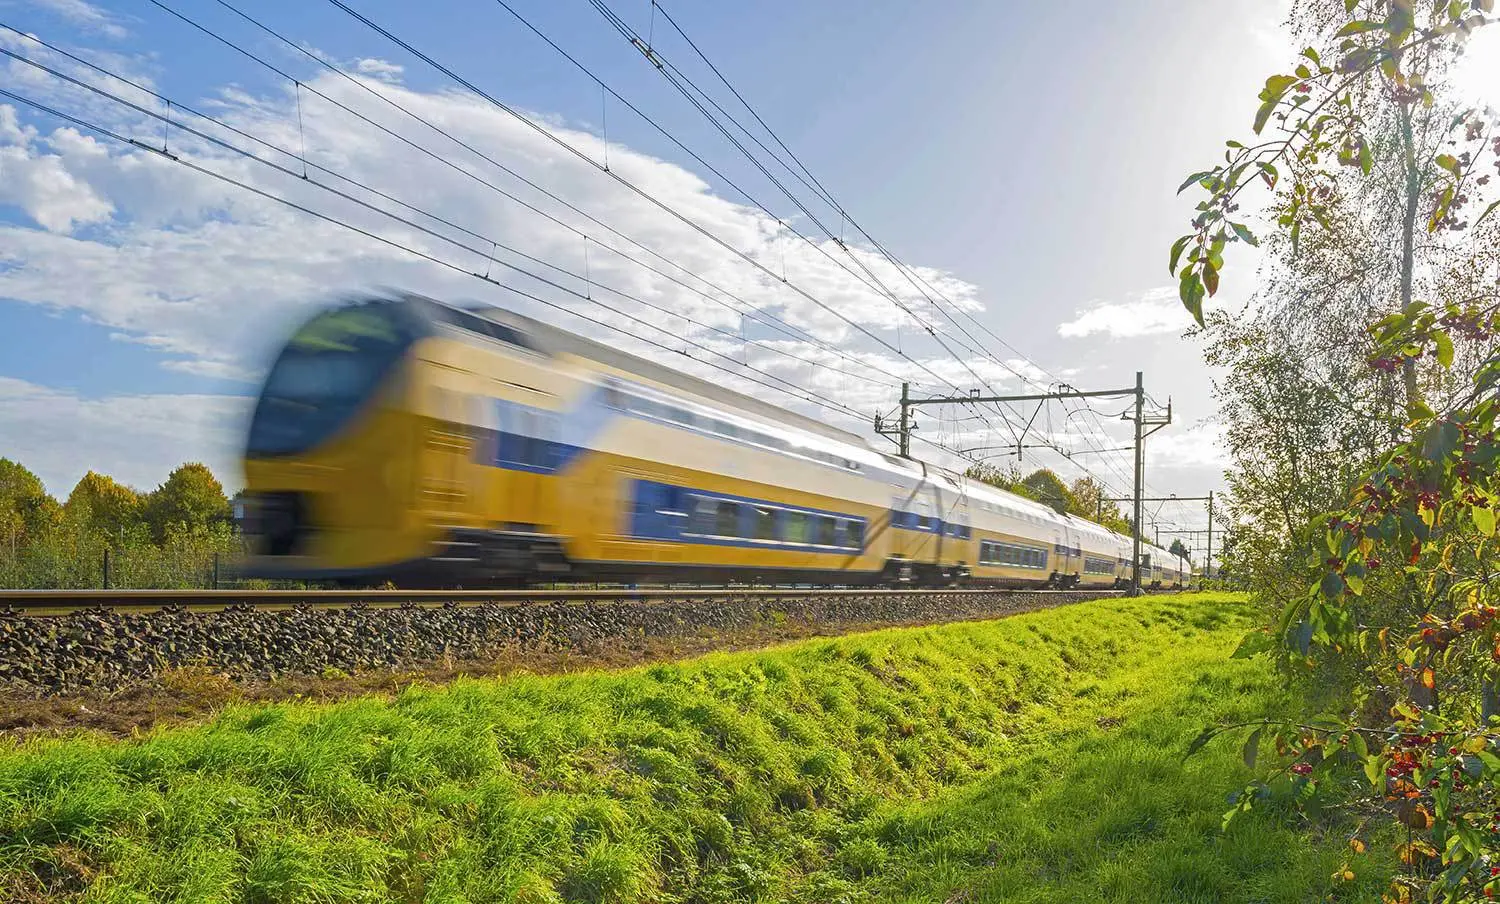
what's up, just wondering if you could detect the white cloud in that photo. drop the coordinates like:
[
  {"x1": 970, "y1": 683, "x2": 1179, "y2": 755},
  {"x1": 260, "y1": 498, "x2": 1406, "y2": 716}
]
[
  {"x1": 0, "y1": 377, "x2": 250, "y2": 496},
  {"x1": 354, "y1": 58, "x2": 404, "y2": 81},
  {"x1": 0, "y1": 39, "x2": 1120, "y2": 487},
  {"x1": 0, "y1": 129, "x2": 114, "y2": 232},
  {"x1": 0, "y1": 53, "x2": 1006, "y2": 399},
  {"x1": 1149, "y1": 422, "x2": 1229, "y2": 470},
  {"x1": 1057, "y1": 287, "x2": 1195, "y2": 339},
  {"x1": 21, "y1": 0, "x2": 128, "y2": 39}
]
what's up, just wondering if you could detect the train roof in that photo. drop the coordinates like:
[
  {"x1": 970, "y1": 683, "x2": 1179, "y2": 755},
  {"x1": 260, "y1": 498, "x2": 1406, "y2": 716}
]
[{"x1": 430, "y1": 295, "x2": 874, "y2": 450}]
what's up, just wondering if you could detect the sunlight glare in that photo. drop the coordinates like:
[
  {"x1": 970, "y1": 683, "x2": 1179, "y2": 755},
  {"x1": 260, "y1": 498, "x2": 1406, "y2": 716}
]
[{"x1": 1452, "y1": 25, "x2": 1500, "y2": 111}]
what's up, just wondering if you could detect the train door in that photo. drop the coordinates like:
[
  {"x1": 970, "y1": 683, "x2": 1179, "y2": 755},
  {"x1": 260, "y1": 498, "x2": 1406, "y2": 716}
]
[
  {"x1": 1050, "y1": 528, "x2": 1064, "y2": 584},
  {"x1": 420, "y1": 386, "x2": 474, "y2": 521}
]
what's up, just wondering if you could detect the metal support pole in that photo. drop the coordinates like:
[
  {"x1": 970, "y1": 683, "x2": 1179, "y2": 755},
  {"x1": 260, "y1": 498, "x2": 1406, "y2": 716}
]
[
  {"x1": 898, "y1": 382, "x2": 911, "y2": 459},
  {"x1": 1205, "y1": 490, "x2": 1215, "y2": 587},
  {"x1": 213, "y1": 553, "x2": 220, "y2": 590},
  {"x1": 103, "y1": 548, "x2": 110, "y2": 590},
  {"x1": 1131, "y1": 370, "x2": 1144, "y2": 596}
]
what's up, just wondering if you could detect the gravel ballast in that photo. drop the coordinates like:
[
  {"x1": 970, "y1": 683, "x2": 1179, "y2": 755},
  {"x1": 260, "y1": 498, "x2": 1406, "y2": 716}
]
[{"x1": 0, "y1": 590, "x2": 1115, "y2": 695}]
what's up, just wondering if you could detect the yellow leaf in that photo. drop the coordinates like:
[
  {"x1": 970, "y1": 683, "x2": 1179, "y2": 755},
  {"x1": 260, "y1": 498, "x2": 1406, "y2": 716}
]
[{"x1": 1351, "y1": 839, "x2": 1366, "y2": 854}]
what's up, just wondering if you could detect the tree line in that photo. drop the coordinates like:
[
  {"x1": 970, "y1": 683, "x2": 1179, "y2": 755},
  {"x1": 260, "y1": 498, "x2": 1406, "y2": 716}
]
[{"x1": 0, "y1": 459, "x2": 236, "y2": 589}]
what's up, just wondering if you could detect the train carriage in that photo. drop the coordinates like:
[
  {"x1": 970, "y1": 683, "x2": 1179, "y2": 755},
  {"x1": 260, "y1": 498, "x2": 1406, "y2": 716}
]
[{"x1": 238, "y1": 293, "x2": 1179, "y2": 590}]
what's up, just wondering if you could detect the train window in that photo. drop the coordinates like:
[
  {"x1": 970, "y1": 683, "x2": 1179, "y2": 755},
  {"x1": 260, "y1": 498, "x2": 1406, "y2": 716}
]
[
  {"x1": 716, "y1": 502, "x2": 741, "y2": 537},
  {"x1": 432, "y1": 306, "x2": 531, "y2": 349},
  {"x1": 689, "y1": 497, "x2": 716, "y2": 535},
  {"x1": 754, "y1": 507, "x2": 777, "y2": 541},
  {"x1": 602, "y1": 384, "x2": 625, "y2": 410},
  {"x1": 784, "y1": 511, "x2": 809, "y2": 544},
  {"x1": 815, "y1": 516, "x2": 837, "y2": 547},
  {"x1": 844, "y1": 520, "x2": 864, "y2": 549}
]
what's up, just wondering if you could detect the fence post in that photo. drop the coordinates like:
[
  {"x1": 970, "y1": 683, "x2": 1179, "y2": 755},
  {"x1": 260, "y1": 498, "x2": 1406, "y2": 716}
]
[
  {"x1": 213, "y1": 553, "x2": 220, "y2": 590},
  {"x1": 103, "y1": 548, "x2": 111, "y2": 590}
]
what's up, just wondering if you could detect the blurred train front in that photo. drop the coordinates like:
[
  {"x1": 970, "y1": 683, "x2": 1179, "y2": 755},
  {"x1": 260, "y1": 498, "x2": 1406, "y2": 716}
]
[{"x1": 236, "y1": 296, "x2": 442, "y2": 583}]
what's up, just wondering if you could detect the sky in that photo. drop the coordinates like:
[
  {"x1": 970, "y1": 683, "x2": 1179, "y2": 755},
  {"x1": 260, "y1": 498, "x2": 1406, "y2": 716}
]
[{"x1": 0, "y1": 0, "x2": 1375, "y2": 546}]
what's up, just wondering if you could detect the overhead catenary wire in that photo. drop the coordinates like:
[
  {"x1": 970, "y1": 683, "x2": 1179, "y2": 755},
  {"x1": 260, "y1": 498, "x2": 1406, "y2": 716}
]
[
  {"x1": 17, "y1": 5, "x2": 1151, "y2": 495},
  {"x1": 312, "y1": 0, "x2": 994, "y2": 410},
  {"x1": 141, "y1": 0, "x2": 904, "y2": 392},
  {"x1": 632, "y1": 0, "x2": 1162, "y2": 493},
  {"x1": 582, "y1": 0, "x2": 1149, "y2": 493},
  {"x1": 194, "y1": 0, "x2": 1063, "y2": 470},
  {"x1": 498, "y1": 0, "x2": 1025, "y2": 440},
  {"x1": 0, "y1": 29, "x2": 901, "y2": 396},
  {"x1": 0, "y1": 85, "x2": 888, "y2": 429}
]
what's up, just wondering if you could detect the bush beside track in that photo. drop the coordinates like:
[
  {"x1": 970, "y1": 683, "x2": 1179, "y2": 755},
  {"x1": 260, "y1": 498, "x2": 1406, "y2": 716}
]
[
  {"x1": 0, "y1": 590, "x2": 1114, "y2": 696},
  {"x1": 0, "y1": 593, "x2": 1390, "y2": 903}
]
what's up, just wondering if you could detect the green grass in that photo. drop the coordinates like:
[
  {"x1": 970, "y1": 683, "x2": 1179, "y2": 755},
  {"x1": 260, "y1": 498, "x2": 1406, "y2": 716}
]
[{"x1": 0, "y1": 594, "x2": 1390, "y2": 902}]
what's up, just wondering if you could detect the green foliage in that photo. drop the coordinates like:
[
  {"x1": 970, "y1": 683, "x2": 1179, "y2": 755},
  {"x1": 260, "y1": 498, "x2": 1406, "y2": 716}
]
[
  {"x1": 1066, "y1": 475, "x2": 1131, "y2": 535},
  {"x1": 0, "y1": 458, "x2": 58, "y2": 552},
  {"x1": 0, "y1": 459, "x2": 240, "y2": 589},
  {"x1": 1174, "y1": 2, "x2": 1500, "y2": 900},
  {"x1": 1169, "y1": 538, "x2": 1192, "y2": 563},
  {"x1": 63, "y1": 471, "x2": 141, "y2": 541},
  {"x1": 963, "y1": 462, "x2": 1028, "y2": 496},
  {"x1": 965, "y1": 465, "x2": 1129, "y2": 533},
  {"x1": 143, "y1": 462, "x2": 232, "y2": 543},
  {"x1": 0, "y1": 595, "x2": 1384, "y2": 902},
  {"x1": 1018, "y1": 469, "x2": 1073, "y2": 514},
  {"x1": 1172, "y1": 0, "x2": 1496, "y2": 328}
]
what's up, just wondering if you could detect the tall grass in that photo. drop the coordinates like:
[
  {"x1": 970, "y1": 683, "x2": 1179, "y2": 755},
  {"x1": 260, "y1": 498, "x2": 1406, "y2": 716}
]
[
  {"x1": 0, "y1": 594, "x2": 1387, "y2": 902},
  {"x1": 0, "y1": 523, "x2": 241, "y2": 590}
]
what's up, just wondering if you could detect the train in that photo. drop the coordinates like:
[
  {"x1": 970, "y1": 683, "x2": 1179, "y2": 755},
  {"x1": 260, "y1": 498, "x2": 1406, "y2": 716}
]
[{"x1": 236, "y1": 292, "x2": 1188, "y2": 590}]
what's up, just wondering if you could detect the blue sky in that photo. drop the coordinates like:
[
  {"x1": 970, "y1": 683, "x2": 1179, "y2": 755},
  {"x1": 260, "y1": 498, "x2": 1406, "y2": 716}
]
[{"x1": 0, "y1": 0, "x2": 1311, "y2": 543}]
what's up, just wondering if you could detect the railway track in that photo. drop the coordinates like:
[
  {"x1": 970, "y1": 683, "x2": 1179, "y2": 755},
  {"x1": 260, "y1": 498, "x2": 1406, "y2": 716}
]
[
  {"x1": 0, "y1": 586, "x2": 1133, "y2": 616},
  {"x1": 1, "y1": 588, "x2": 1147, "y2": 695}
]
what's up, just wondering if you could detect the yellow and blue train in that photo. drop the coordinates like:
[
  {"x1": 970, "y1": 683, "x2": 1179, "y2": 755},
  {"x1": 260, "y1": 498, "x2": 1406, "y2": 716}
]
[{"x1": 237, "y1": 293, "x2": 1188, "y2": 589}]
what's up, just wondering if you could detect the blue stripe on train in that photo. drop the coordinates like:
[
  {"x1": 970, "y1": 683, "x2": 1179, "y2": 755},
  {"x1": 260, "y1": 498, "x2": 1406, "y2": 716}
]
[{"x1": 628, "y1": 479, "x2": 867, "y2": 552}]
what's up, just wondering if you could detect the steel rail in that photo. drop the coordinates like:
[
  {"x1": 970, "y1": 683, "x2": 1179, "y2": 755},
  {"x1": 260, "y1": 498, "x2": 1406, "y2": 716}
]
[{"x1": 0, "y1": 587, "x2": 1129, "y2": 615}]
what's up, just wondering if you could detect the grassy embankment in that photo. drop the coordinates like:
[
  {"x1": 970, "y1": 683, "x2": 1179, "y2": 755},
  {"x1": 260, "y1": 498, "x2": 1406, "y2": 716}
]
[{"x1": 0, "y1": 593, "x2": 1391, "y2": 902}]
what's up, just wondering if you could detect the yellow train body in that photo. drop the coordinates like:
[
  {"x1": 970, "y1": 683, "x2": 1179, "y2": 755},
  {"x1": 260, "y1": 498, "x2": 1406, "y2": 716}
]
[{"x1": 238, "y1": 295, "x2": 1188, "y2": 589}]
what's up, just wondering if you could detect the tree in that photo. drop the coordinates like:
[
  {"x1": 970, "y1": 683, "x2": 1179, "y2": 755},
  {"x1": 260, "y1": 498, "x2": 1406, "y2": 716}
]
[
  {"x1": 1018, "y1": 469, "x2": 1074, "y2": 513},
  {"x1": 964, "y1": 462, "x2": 1027, "y2": 497},
  {"x1": 64, "y1": 471, "x2": 142, "y2": 542},
  {"x1": 1174, "y1": 2, "x2": 1500, "y2": 899},
  {"x1": 0, "y1": 458, "x2": 58, "y2": 554},
  {"x1": 144, "y1": 463, "x2": 230, "y2": 541},
  {"x1": 1167, "y1": 538, "x2": 1191, "y2": 563},
  {"x1": 1067, "y1": 476, "x2": 1131, "y2": 534}
]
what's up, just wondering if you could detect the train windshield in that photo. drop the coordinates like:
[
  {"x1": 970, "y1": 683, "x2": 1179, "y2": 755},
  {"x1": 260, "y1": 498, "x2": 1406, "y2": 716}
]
[{"x1": 246, "y1": 302, "x2": 421, "y2": 457}]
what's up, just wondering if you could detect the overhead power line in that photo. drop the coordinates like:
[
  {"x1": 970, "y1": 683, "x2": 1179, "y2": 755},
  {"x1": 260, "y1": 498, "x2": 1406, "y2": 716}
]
[
  {"x1": 313, "y1": 0, "x2": 994, "y2": 410},
  {"x1": 142, "y1": 0, "x2": 900, "y2": 391},
  {"x1": 499, "y1": 0, "x2": 1025, "y2": 441},
  {"x1": 0, "y1": 84, "x2": 891, "y2": 430},
  {"x1": 0, "y1": 32, "x2": 905, "y2": 397},
  {"x1": 583, "y1": 0, "x2": 1148, "y2": 493}
]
